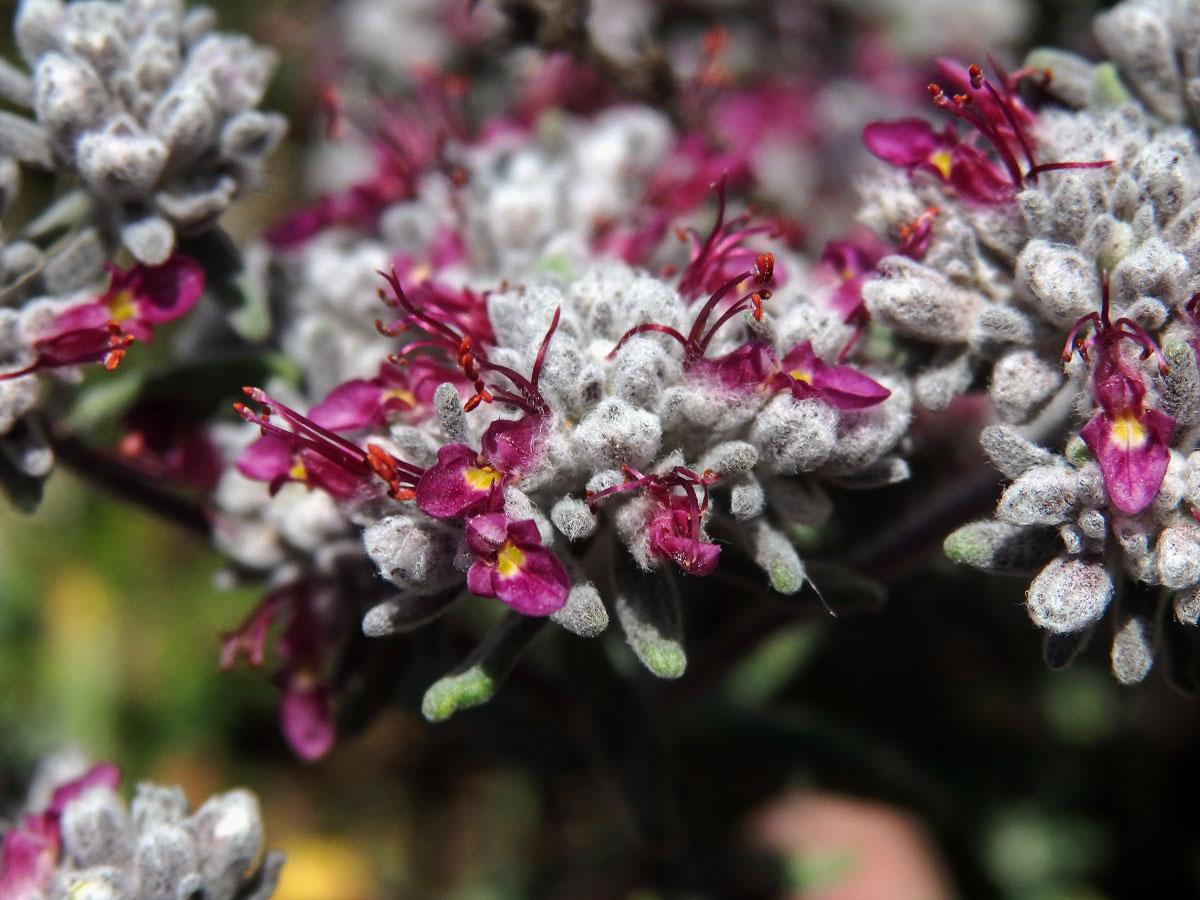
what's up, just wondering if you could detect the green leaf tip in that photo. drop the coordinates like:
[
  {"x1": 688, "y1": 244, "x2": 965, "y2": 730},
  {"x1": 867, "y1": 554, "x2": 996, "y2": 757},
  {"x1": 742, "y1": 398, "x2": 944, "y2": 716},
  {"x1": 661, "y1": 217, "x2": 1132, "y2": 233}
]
[
  {"x1": 420, "y1": 665, "x2": 497, "y2": 722},
  {"x1": 636, "y1": 637, "x2": 687, "y2": 679},
  {"x1": 1090, "y1": 61, "x2": 1130, "y2": 108},
  {"x1": 770, "y1": 562, "x2": 805, "y2": 595}
]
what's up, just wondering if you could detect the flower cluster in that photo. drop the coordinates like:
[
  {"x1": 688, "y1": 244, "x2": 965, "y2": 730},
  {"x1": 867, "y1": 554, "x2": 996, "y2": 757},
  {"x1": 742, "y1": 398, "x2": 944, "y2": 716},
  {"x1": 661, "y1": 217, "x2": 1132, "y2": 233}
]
[
  {"x1": 0, "y1": 754, "x2": 282, "y2": 900},
  {"x1": 208, "y1": 66, "x2": 913, "y2": 748},
  {"x1": 846, "y1": 0, "x2": 1200, "y2": 680}
]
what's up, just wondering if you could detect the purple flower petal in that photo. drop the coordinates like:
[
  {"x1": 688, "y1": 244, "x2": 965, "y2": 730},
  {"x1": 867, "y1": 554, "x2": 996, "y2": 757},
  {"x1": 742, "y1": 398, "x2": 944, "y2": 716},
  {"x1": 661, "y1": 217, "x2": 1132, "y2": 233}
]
[
  {"x1": 1081, "y1": 407, "x2": 1175, "y2": 515},
  {"x1": 0, "y1": 764, "x2": 122, "y2": 900},
  {"x1": 480, "y1": 415, "x2": 544, "y2": 474},
  {"x1": 947, "y1": 144, "x2": 1015, "y2": 206},
  {"x1": 119, "y1": 255, "x2": 205, "y2": 325},
  {"x1": 691, "y1": 342, "x2": 777, "y2": 393},
  {"x1": 651, "y1": 513, "x2": 721, "y2": 576},
  {"x1": 236, "y1": 434, "x2": 295, "y2": 482},
  {"x1": 47, "y1": 764, "x2": 120, "y2": 816},
  {"x1": 811, "y1": 364, "x2": 891, "y2": 409},
  {"x1": 309, "y1": 365, "x2": 416, "y2": 431},
  {"x1": 308, "y1": 380, "x2": 388, "y2": 431},
  {"x1": 776, "y1": 341, "x2": 890, "y2": 410},
  {"x1": 464, "y1": 514, "x2": 569, "y2": 615},
  {"x1": 279, "y1": 676, "x2": 336, "y2": 762},
  {"x1": 862, "y1": 118, "x2": 952, "y2": 171},
  {"x1": 416, "y1": 443, "x2": 506, "y2": 519},
  {"x1": 0, "y1": 817, "x2": 57, "y2": 900}
]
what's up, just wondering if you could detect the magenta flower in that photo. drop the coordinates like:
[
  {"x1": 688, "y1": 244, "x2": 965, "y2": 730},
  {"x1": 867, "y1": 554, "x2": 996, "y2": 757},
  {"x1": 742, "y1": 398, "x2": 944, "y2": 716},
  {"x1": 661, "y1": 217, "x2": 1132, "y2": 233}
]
[
  {"x1": 0, "y1": 763, "x2": 121, "y2": 900},
  {"x1": 380, "y1": 268, "x2": 560, "y2": 420},
  {"x1": 864, "y1": 62, "x2": 1109, "y2": 207},
  {"x1": 592, "y1": 139, "x2": 751, "y2": 269},
  {"x1": 862, "y1": 116, "x2": 1015, "y2": 207},
  {"x1": 0, "y1": 255, "x2": 204, "y2": 379},
  {"x1": 378, "y1": 255, "x2": 495, "y2": 349},
  {"x1": 415, "y1": 414, "x2": 546, "y2": 520},
  {"x1": 674, "y1": 177, "x2": 780, "y2": 301},
  {"x1": 274, "y1": 595, "x2": 337, "y2": 762},
  {"x1": 117, "y1": 401, "x2": 225, "y2": 489},
  {"x1": 221, "y1": 583, "x2": 337, "y2": 761},
  {"x1": 0, "y1": 813, "x2": 57, "y2": 900},
  {"x1": 589, "y1": 466, "x2": 722, "y2": 576},
  {"x1": 768, "y1": 341, "x2": 891, "y2": 410},
  {"x1": 820, "y1": 229, "x2": 890, "y2": 320},
  {"x1": 1065, "y1": 274, "x2": 1175, "y2": 516},
  {"x1": 266, "y1": 74, "x2": 469, "y2": 248},
  {"x1": 235, "y1": 387, "x2": 423, "y2": 500},
  {"x1": 236, "y1": 432, "x2": 366, "y2": 499},
  {"x1": 818, "y1": 208, "x2": 938, "y2": 362},
  {"x1": 307, "y1": 363, "x2": 417, "y2": 432},
  {"x1": 415, "y1": 442, "x2": 509, "y2": 519},
  {"x1": 464, "y1": 514, "x2": 570, "y2": 615}
]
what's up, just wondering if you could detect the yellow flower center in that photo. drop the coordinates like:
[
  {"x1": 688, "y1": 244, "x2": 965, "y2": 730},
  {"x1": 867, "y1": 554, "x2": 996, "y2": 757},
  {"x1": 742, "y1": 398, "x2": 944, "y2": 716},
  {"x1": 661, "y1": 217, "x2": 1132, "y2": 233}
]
[
  {"x1": 383, "y1": 387, "x2": 416, "y2": 407},
  {"x1": 464, "y1": 465, "x2": 503, "y2": 490},
  {"x1": 289, "y1": 458, "x2": 308, "y2": 480},
  {"x1": 105, "y1": 288, "x2": 136, "y2": 321},
  {"x1": 495, "y1": 541, "x2": 525, "y2": 578},
  {"x1": 790, "y1": 369, "x2": 813, "y2": 385},
  {"x1": 929, "y1": 149, "x2": 952, "y2": 181},
  {"x1": 1111, "y1": 413, "x2": 1147, "y2": 449}
]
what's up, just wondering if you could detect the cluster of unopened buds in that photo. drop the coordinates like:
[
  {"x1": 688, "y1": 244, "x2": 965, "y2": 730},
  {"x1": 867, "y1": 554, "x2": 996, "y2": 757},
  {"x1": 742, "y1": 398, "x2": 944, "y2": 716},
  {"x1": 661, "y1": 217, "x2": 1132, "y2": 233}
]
[{"x1": 0, "y1": 757, "x2": 282, "y2": 900}]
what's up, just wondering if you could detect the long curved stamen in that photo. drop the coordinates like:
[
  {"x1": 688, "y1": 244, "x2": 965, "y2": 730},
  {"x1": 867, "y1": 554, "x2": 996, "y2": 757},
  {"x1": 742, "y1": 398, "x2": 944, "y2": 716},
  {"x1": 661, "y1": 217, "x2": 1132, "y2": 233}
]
[
  {"x1": 687, "y1": 269, "x2": 754, "y2": 346},
  {"x1": 606, "y1": 323, "x2": 691, "y2": 359},
  {"x1": 1063, "y1": 311, "x2": 1101, "y2": 362},
  {"x1": 698, "y1": 290, "x2": 771, "y2": 355},
  {"x1": 974, "y1": 63, "x2": 1038, "y2": 176},
  {"x1": 379, "y1": 268, "x2": 464, "y2": 347},
  {"x1": 530, "y1": 307, "x2": 561, "y2": 393},
  {"x1": 677, "y1": 174, "x2": 731, "y2": 299},
  {"x1": 586, "y1": 465, "x2": 653, "y2": 505},
  {"x1": 1114, "y1": 318, "x2": 1169, "y2": 374},
  {"x1": 929, "y1": 82, "x2": 1024, "y2": 188},
  {"x1": 474, "y1": 307, "x2": 562, "y2": 417}
]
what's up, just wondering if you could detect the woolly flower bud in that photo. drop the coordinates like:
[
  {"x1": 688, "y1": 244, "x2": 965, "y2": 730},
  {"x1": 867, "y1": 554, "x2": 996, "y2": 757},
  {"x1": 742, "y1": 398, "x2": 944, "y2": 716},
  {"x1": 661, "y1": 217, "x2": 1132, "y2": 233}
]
[
  {"x1": 1027, "y1": 556, "x2": 1114, "y2": 633},
  {"x1": 997, "y1": 466, "x2": 1078, "y2": 527}
]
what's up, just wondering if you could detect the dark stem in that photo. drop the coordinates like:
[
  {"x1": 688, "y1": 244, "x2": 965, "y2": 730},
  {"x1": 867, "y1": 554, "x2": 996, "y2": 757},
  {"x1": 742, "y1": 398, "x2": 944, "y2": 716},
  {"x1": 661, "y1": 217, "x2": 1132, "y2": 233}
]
[{"x1": 50, "y1": 430, "x2": 211, "y2": 536}]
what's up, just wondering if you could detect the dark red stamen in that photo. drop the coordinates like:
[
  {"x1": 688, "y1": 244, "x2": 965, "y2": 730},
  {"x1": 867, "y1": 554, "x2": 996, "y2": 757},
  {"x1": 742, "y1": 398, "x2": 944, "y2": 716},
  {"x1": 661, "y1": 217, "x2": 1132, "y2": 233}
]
[
  {"x1": 1062, "y1": 271, "x2": 1168, "y2": 374},
  {"x1": 608, "y1": 253, "x2": 776, "y2": 367},
  {"x1": 929, "y1": 62, "x2": 1111, "y2": 191},
  {"x1": 236, "y1": 387, "x2": 424, "y2": 499}
]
